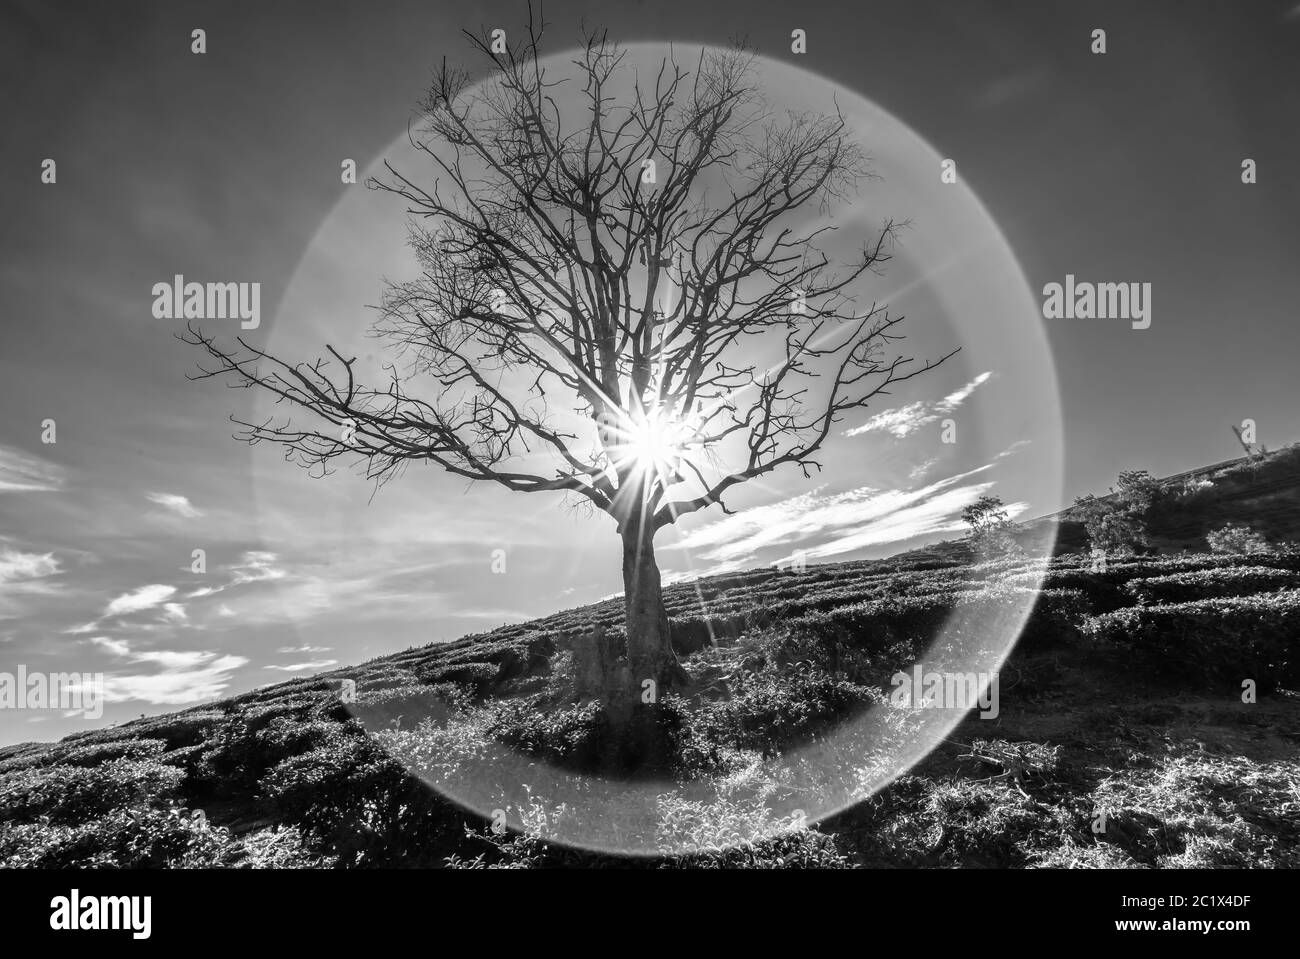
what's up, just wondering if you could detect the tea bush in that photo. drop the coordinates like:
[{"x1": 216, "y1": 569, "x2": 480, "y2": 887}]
[
  {"x1": 260, "y1": 730, "x2": 464, "y2": 866},
  {"x1": 346, "y1": 683, "x2": 463, "y2": 728},
  {"x1": 485, "y1": 696, "x2": 703, "y2": 776},
  {"x1": 1082, "y1": 589, "x2": 1300, "y2": 691},
  {"x1": 0, "y1": 805, "x2": 233, "y2": 868},
  {"x1": 698, "y1": 667, "x2": 875, "y2": 755},
  {"x1": 0, "y1": 758, "x2": 183, "y2": 826},
  {"x1": 1125, "y1": 565, "x2": 1298, "y2": 605},
  {"x1": 1206, "y1": 523, "x2": 1270, "y2": 555}
]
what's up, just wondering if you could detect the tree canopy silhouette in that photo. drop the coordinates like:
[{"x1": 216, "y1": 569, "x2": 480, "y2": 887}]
[{"x1": 184, "y1": 16, "x2": 956, "y2": 694}]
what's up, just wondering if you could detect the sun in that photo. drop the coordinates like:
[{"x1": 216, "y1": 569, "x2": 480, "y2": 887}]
[
  {"x1": 628, "y1": 411, "x2": 683, "y2": 470},
  {"x1": 611, "y1": 404, "x2": 697, "y2": 479}
]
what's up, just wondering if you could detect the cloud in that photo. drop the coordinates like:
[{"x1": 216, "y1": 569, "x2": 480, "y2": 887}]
[
  {"x1": 791, "y1": 488, "x2": 1029, "y2": 562},
  {"x1": 145, "y1": 492, "x2": 202, "y2": 518},
  {"x1": 909, "y1": 457, "x2": 940, "y2": 481},
  {"x1": 101, "y1": 654, "x2": 248, "y2": 705},
  {"x1": 940, "y1": 372, "x2": 994, "y2": 408},
  {"x1": 203, "y1": 553, "x2": 454, "y2": 627},
  {"x1": 265, "y1": 660, "x2": 338, "y2": 672},
  {"x1": 88, "y1": 635, "x2": 249, "y2": 705},
  {"x1": 996, "y1": 440, "x2": 1032, "y2": 459},
  {"x1": 0, "y1": 547, "x2": 63, "y2": 618},
  {"x1": 187, "y1": 552, "x2": 287, "y2": 602},
  {"x1": 671, "y1": 465, "x2": 1015, "y2": 573},
  {"x1": 0, "y1": 445, "x2": 65, "y2": 493},
  {"x1": 89, "y1": 635, "x2": 130, "y2": 656},
  {"x1": 276, "y1": 644, "x2": 332, "y2": 654},
  {"x1": 448, "y1": 608, "x2": 533, "y2": 621},
  {"x1": 673, "y1": 486, "x2": 853, "y2": 562},
  {"x1": 229, "y1": 551, "x2": 286, "y2": 585},
  {"x1": 845, "y1": 371, "x2": 993, "y2": 438},
  {"x1": 161, "y1": 603, "x2": 187, "y2": 622},
  {"x1": 0, "y1": 548, "x2": 60, "y2": 585},
  {"x1": 104, "y1": 584, "x2": 177, "y2": 617}
]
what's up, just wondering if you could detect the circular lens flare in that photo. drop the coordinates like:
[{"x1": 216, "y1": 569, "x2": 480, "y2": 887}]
[{"x1": 258, "y1": 42, "x2": 1065, "y2": 858}]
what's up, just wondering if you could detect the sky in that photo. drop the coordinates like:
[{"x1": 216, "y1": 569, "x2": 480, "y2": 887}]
[{"x1": 2, "y1": 0, "x2": 1299, "y2": 744}]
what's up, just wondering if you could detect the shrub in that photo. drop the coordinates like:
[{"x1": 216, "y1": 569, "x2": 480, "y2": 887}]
[
  {"x1": 487, "y1": 699, "x2": 608, "y2": 768},
  {"x1": 1125, "y1": 566, "x2": 1297, "y2": 605},
  {"x1": 672, "y1": 829, "x2": 853, "y2": 868},
  {"x1": 1073, "y1": 494, "x2": 1149, "y2": 557},
  {"x1": 699, "y1": 668, "x2": 875, "y2": 755},
  {"x1": 669, "y1": 613, "x2": 748, "y2": 655},
  {"x1": 0, "y1": 805, "x2": 233, "y2": 868},
  {"x1": 158, "y1": 743, "x2": 206, "y2": 776},
  {"x1": 229, "y1": 825, "x2": 326, "y2": 868},
  {"x1": 1207, "y1": 523, "x2": 1269, "y2": 555},
  {"x1": 260, "y1": 732, "x2": 460, "y2": 866},
  {"x1": 419, "y1": 661, "x2": 500, "y2": 693},
  {"x1": 56, "y1": 738, "x2": 168, "y2": 768},
  {"x1": 1178, "y1": 477, "x2": 1214, "y2": 498},
  {"x1": 344, "y1": 668, "x2": 422, "y2": 693},
  {"x1": 1017, "y1": 588, "x2": 1088, "y2": 646},
  {"x1": 485, "y1": 696, "x2": 701, "y2": 776},
  {"x1": 1082, "y1": 589, "x2": 1300, "y2": 692},
  {"x1": 1113, "y1": 469, "x2": 1163, "y2": 513},
  {"x1": 433, "y1": 635, "x2": 555, "y2": 689},
  {"x1": 789, "y1": 591, "x2": 958, "y2": 648},
  {"x1": 347, "y1": 684, "x2": 463, "y2": 728},
  {"x1": 192, "y1": 714, "x2": 345, "y2": 796},
  {"x1": 1003, "y1": 564, "x2": 1134, "y2": 614},
  {"x1": 0, "y1": 758, "x2": 183, "y2": 826},
  {"x1": 961, "y1": 495, "x2": 1022, "y2": 560},
  {"x1": 0, "y1": 745, "x2": 51, "y2": 775},
  {"x1": 788, "y1": 585, "x2": 1082, "y2": 655}
]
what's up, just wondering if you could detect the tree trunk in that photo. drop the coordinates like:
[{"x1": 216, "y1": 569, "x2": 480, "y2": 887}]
[{"x1": 620, "y1": 524, "x2": 681, "y2": 696}]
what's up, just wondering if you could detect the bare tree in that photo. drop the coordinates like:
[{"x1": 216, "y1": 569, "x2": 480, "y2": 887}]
[{"x1": 184, "y1": 16, "x2": 955, "y2": 695}]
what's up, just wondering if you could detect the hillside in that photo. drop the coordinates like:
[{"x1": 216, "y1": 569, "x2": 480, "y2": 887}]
[
  {"x1": 1041, "y1": 445, "x2": 1300, "y2": 555},
  {"x1": 2, "y1": 448, "x2": 1299, "y2": 868}
]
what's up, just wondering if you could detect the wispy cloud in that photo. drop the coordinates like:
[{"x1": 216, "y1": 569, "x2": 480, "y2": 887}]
[
  {"x1": 90, "y1": 635, "x2": 249, "y2": 705},
  {"x1": 0, "y1": 547, "x2": 60, "y2": 585},
  {"x1": 145, "y1": 491, "x2": 202, "y2": 518},
  {"x1": 449, "y1": 608, "x2": 534, "y2": 622},
  {"x1": 845, "y1": 371, "x2": 994, "y2": 438},
  {"x1": 233, "y1": 552, "x2": 285, "y2": 581},
  {"x1": 787, "y1": 486, "x2": 1028, "y2": 563},
  {"x1": 104, "y1": 583, "x2": 177, "y2": 617},
  {"x1": 265, "y1": 660, "x2": 338, "y2": 672},
  {"x1": 89, "y1": 635, "x2": 130, "y2": 656},
  {"x1": 161, "y1": 603, "x2": 187, "y2": 622},
  {"x1": 0, "y1": 445, "x2": 65, "y2": 493},
  {"x1": 0, "y1": 546, "x2": 63, "y2": 618},
  {"x1": 276, "y1": 644, "x2": 332, "y2": 655},
  {"x1": 181, "y1": 552, "x2": 285, "y2": 602},
  {"x1": 199, "y1": 552, "x2": 455, "y2": 627},
  {"x1": 909, "y1": 457, "x2": 940, "y2": 481},
  {"x1": 671, "y1": 464, "x2": 1022, "y2": 574}
]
